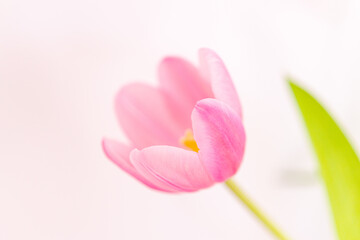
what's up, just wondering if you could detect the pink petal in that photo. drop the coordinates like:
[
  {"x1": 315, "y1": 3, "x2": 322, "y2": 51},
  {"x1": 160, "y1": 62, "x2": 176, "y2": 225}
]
[
  {"x1": 158, "y1": 57, "x2": 213, "y2": 130},
  {"x1": 198, "y1": 48, "x2": 243, "y2": 119},
  {"x1": 102, "y1": 138, "x2": 169, "y2": 192},
  {"x1": 191, "y1": 98, "x2": 246, "y2": 182},
  {"x1": 130, "y1": 146, "x2": 214, "y2": 192},
  {"x1": 115, "y1": 83, "x2": 184, "y2": 149}
]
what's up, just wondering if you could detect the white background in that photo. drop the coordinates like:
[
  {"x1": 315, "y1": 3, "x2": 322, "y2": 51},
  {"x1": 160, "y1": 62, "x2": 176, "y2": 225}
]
[{"x1": 1, "y1": 0, "x2": 360, "y2": 239}]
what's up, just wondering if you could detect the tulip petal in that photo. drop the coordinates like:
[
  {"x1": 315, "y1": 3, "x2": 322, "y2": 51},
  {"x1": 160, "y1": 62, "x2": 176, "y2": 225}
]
[
  {"x1": 199, "y1": 48, "x2": 243, "y2": 119},
  {"x1": 130, "y1": 146, "x2": 214, "y2": 192},
  {"x1": 115, "y1": 83, "x2": 183, "y2": 149},
  {"x1": 158, "y1": 57, "x2": 213, "y2": 130},
  {"x1": 102, "y1": 138, "x2": 169, "y2": 191},
  {"x1": 192, "y1": 98, "x2": 246, "y2": 182}
]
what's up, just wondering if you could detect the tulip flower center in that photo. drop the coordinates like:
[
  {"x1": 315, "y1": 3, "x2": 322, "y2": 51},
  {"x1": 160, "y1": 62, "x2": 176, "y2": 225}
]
[{"x1": 179, "y1": 129, "x2": 199, "y2": 152}]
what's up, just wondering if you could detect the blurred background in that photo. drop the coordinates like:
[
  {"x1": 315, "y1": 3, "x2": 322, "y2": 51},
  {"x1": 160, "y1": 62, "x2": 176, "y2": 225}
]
[{"x1": 1, "y1": 0, "x2": 360, "y2": 239}]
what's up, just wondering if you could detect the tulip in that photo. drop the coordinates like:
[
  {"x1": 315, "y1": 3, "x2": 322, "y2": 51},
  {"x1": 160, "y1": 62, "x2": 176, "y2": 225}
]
[
  {"x1": 102, "y1": 49, "x2": 288, "y2": 239},
  {"x1": 102, "y1": 48, "x2": 245, "y2": 192}
]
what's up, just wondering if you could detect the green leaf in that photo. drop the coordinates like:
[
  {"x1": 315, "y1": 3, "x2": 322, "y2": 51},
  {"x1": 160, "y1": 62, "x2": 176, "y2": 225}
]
[{"x1": 288, "y1": 79, "x2": 360, "y2": 240}]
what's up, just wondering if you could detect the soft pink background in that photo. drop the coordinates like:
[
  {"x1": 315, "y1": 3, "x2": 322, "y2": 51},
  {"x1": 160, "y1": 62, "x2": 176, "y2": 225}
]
[{"x1": 1, "y1": 0, "x2": 360, "y2": 239}]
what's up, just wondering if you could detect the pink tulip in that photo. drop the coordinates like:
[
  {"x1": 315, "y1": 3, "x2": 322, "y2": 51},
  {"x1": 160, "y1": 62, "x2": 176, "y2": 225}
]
[{"x1": 102, "y1": 48, "x2": 246, "y2": 192}]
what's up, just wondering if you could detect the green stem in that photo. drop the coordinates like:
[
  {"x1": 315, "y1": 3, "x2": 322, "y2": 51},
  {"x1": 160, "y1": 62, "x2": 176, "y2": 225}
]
[{"x1": 225, "y1": 179, "x2": 289, "y2": 240}]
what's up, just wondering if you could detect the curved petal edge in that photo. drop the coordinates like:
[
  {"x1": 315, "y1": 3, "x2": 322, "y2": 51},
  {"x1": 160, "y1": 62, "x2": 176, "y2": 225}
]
[
  {"x1": 102, "y1": 138, "x2": 169, "y2": 192},
  {"x1": 130, "y1": 145, "x2": 214, "y2": 192},
  {"x1": 191, "y1": 98, "x2": 246, "y2": 182},
  {"x1": 198, "y1": 48, "x2": 243, "y2": 119}
]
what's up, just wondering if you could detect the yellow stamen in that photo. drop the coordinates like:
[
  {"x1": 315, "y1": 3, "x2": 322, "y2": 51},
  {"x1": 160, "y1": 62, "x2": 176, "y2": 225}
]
[{"x1": 179, "y1": 129, "x2": 199, "y2": 152}]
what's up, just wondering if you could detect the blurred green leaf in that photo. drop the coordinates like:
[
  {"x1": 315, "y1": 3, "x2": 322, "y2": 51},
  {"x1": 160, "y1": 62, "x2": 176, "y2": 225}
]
[{"x1": 288, "y1": 79, "x2": 360, "y2": 240}]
